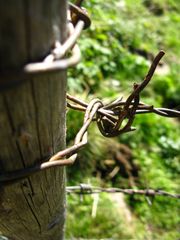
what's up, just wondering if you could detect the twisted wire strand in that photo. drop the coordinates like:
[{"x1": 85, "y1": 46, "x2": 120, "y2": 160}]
[{"x1": 66, "y1": 184, "x2": 180, "y2": 199}]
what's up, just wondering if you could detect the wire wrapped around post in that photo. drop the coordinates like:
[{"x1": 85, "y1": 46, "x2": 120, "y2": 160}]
[
  {"x1": 0, "y1": 2, "x2": 91, "y2": 91},
  {"x1": 24, "y1": 3, "x2": 91, "y2": 73}
]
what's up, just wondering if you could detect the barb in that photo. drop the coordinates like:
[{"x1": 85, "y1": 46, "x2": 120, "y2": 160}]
[
  {"x1": 66, "y1": 184, "x2": 180, "y2": 199},
  {"x1": 67, "y1": 51, "x2": 180, "y2": 134},
  {"x1": 67, "y1": 93, "x2": 180, "y2": 119}
]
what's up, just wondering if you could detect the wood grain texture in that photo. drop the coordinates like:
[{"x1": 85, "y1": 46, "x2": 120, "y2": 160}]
[{"x1": 0, "y1": 0, "x2": 67, "y2": 239}]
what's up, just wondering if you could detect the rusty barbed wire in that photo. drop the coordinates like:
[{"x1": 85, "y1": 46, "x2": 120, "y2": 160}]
[
  {"x1": 0, "y1": 0, "x2": 180, "y2": 186},
  {"x1": 67, "y1": 51, "x2": 180, "y2": 138},
  {"x1": 66, "y1": 184, "x2": 180, "y2": 199},
  {"x1": 1, "y1": 49, "x2": 180, "y2": 184}
]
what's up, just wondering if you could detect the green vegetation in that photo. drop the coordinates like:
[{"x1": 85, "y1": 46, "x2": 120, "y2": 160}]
[
  {"x1": 66, "y1": 192, "x2": 137, "y2": 239},
  {"x1": 66, "y1": 0, "x2": 180, "y2": 239}
]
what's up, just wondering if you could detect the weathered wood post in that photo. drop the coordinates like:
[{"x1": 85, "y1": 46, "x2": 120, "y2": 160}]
[{"x1": 0, "y1": 1, "x2": 67, "y2": 239}]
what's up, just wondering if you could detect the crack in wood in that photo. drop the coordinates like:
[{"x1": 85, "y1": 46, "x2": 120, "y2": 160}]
[
  {"x1": 30, "y1": 80, "x2": 43, "y2": 160},
  {"x1": 21, "y1": 184, "x2": 42, "y2": 234}
]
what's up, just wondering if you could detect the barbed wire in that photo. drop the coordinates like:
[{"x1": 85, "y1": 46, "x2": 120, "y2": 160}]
[
  {"x1": 24, "y1": 2, "x2": 91, "y2": 74},
  {"x1": 66, "y1": 184, "x2": 180, "y2": 199},
  {"x1": 1, "y1": 49, "x2": 180, "y2": 183},
  {"x1": 0, "y1": 1, "x2": 180, "y2": 184}
]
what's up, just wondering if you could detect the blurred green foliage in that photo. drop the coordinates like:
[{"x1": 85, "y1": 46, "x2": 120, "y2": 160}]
[
  {"x1": 66, "y1": 0, "x2": 180, "y2": 239},
  {"x1": 66, "y1": 192, "x2": 136, "y2": 239}
]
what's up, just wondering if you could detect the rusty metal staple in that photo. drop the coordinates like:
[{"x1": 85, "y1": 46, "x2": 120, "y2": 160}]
[{"x1": 66, "y1": 184, "x2": 180, "y2": 199}]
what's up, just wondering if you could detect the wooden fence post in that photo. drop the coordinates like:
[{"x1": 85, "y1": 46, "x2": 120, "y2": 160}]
[{"x1": 0, "y1": 1, "x2": 67, "y2": 239}]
